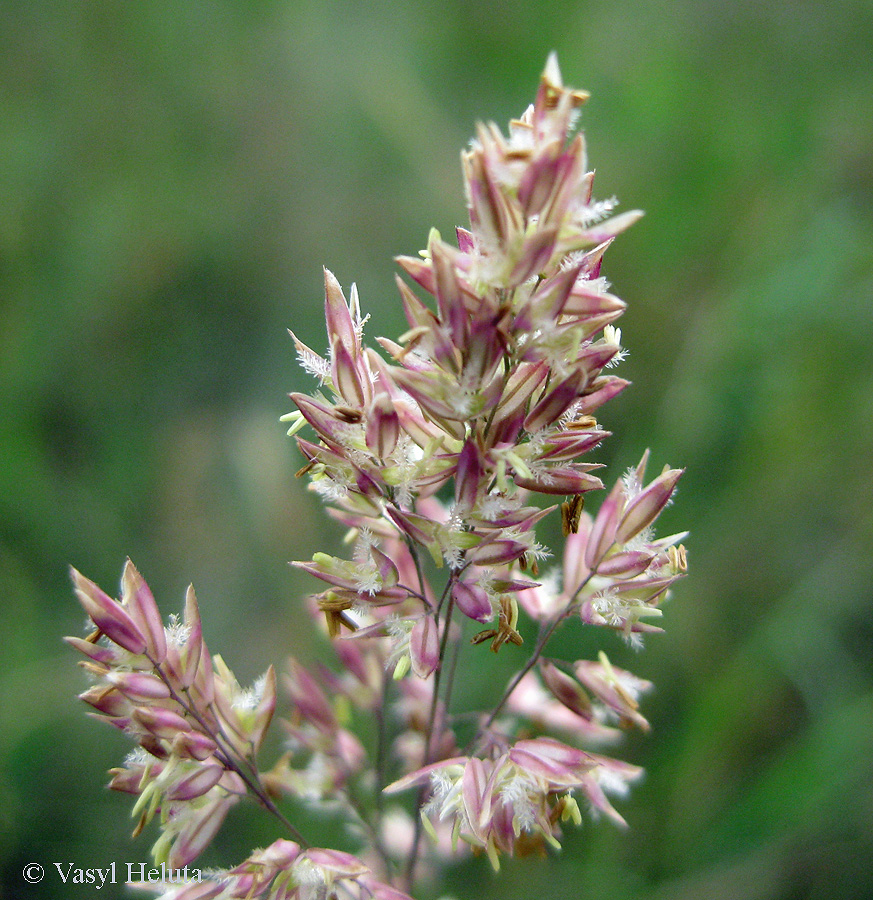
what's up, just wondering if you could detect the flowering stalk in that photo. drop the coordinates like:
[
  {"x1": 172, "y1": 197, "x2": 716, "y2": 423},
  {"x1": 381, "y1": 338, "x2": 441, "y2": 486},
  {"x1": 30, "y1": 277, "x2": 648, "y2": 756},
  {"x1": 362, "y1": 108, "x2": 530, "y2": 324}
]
[{"x1": 68, "y1": 54, "x2": 686, "y2": 899}]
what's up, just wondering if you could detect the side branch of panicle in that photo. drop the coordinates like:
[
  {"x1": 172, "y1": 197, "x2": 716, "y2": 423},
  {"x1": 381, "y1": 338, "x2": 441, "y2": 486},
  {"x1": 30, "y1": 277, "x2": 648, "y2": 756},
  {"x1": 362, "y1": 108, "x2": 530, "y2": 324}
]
[{"x1": 66, "y1": 561, "x2": 281, "y2": 867}]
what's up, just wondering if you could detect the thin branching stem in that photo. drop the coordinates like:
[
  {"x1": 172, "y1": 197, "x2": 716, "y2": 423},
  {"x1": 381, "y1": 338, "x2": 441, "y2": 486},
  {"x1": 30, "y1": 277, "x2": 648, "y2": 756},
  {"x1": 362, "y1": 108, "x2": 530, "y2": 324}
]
[
  {"x1": 146, "y1": 653, "x2": 309, "y2": 847},
  {"x1": 470, "y1": 564, "x2": 602, "y2": 747},
  {"x1": 404, "y1": 574, "x2": 459, "y2": 891},
  {"x1": 343, "y1": 778, "x2": 396, "y2": 881},
  {"x1": 475, "y1": 609, "x2": 567, "y2": 741}
]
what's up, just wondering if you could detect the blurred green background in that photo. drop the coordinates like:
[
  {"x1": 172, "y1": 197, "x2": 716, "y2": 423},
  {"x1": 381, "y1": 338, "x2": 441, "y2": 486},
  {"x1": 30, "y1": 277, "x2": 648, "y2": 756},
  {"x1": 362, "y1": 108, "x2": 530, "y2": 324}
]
[{"x1": 2, "y1": 1, "x2": 872, "y2": 898}]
